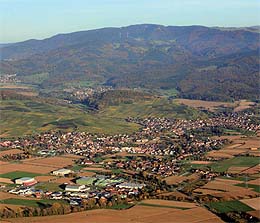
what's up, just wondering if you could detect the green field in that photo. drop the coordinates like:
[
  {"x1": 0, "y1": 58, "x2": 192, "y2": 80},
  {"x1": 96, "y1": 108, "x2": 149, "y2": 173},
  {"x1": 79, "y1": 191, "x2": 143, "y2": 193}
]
[
  {"x1": 210, "y1": 156, "x2": 260, "y2": 173},
  {"x1": 0, "y1": 171, "x2": 41, "y2": 180},
  {"x1": 35, "y1": 182, "x2": 63, "y2": 192},
  {"x1": 207, "y1": 200, "x2": 254, "y2": 213},
  {"x1": 0, "y1": 198, "x2": 67, "y2": 208},
  {"x1": 70, "y1": 165, "x2": 85, "y2": 172},
  {"x1": 0, "y1": 97, "x2": 203, "y2": 138},
  {"x1": 235, "y1": 183, "x2": 260, "y2": 193}
]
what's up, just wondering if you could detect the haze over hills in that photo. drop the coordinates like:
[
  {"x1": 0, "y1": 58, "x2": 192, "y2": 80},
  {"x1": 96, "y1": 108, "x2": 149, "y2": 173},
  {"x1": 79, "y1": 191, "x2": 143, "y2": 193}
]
[{"x1": 1, "y1": 24, "x2": 259, "y2": 101}]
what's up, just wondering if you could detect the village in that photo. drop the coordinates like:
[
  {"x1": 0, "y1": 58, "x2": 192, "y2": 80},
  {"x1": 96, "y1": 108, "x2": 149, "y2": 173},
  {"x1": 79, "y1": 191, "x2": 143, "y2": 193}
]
[{"x1": 0, "y1": 110, "x2": 259, "y2": 221}]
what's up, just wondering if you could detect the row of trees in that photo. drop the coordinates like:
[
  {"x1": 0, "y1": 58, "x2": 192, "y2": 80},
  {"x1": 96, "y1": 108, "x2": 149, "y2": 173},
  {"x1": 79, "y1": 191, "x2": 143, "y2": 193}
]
[{"x1": 0, "y1": 195, "x2": 130, "y2": 219}]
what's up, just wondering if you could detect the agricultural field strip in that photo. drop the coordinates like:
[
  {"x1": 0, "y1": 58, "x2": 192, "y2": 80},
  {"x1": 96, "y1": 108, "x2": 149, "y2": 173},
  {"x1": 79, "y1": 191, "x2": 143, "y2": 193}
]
[
  {"x1": 5, "y1": 206, "x2": 224, "y2": 223},
  {"x1": 248, "y1": 178, "x2": 260, "y2": 186},
  {"x1": 140, "y1": 199, "x2": 198, "y2": 208},
  {"x1": 240, "y1": 197, "x2": 260, "y2": 210},
  {"x1": 22, "y1": 156, "x2": 75, "y2": 168},
  {"x1": 0, "y1": 149, "x2": 24, "y2": 157},
  {"x1": 207, "y1": 200, "x2": 254, "y2": 213},
  {"x1": 0, "y1": 163, "x2": 57, "y2": 174}
]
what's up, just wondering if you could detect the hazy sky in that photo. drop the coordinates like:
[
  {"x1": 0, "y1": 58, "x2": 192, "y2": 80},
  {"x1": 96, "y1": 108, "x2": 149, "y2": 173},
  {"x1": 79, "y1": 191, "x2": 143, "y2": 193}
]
[{"x1": 0, "y1": 0, "x2": 259, "y2": 43}]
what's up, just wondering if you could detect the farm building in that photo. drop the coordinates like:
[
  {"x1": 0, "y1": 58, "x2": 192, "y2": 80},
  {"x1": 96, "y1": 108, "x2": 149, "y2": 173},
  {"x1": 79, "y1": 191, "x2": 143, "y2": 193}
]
[
  {"x1": 65, "y1": 184, "x2": 87, "y2": 192},
  {"x1": 116, "y1": 182, "x2": 146, "y2": 189},
  {"x1": 52, "y1": 168, "x2": 72, "y2": 176},
  {"x1": 76, "y1": 177, "x2": 96, "y2": 185},
  {"x1": 15, "y1": 177, "x2": 37, "y2": 186}
]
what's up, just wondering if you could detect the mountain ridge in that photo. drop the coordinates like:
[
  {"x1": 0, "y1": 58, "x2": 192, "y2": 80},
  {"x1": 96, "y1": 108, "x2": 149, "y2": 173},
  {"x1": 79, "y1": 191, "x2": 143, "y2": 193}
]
[{"x1": 0, "y1": 24, "x2": 259, "y2": 101}]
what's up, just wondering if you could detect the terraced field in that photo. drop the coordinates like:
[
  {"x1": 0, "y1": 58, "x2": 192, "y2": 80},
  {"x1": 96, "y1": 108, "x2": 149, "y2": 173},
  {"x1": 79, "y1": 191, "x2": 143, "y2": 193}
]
[{"x1": 0, "y1": 97, "x2": 203, "y2": 138}]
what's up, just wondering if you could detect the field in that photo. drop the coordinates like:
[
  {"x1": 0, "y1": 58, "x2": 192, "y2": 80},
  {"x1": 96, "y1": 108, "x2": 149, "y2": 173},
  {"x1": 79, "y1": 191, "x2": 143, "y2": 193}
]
[
  {"x1": 175, "y1": 99, "x2": 233, "y2": 112},
  {"x1": 227, "y1": 166, "x2": 250, "y2": 174},
  {"x1": 0, "y1": 99, "x2": 139, "y2": 138},
  {"x1": 235, "y1": 183, "x2": 260, "y2": 193},
  {"x1": 248, "y1": 178, "x2": 260, "y2": 186},
  {"x1": 0, "y1": 198, "x2": 67, "y2": 208},
  {"x1": 0, "y1": 163, "x2": 56, "y2": 174},
  {"x1": 208, "y1": 134, "x2": 260, "y2": 159},
  {"x1": 0, "y1": 149, "x2": 23, "y2": 158},
  {"x1": 157, "y1": 191, "x2": 189, "y2": 200},
  {"x1": 175, "y1": 99, "x2": 256, "y2": 112},
  {"x1": 101, "y1": 98, "x2": 204, "y2": 120},
  {"x1": 0, "y1": 84, "x2": 38, "y2": 97},
  {"x1": 164, "y1": 173, "x2": 200, "y2": 185},
  {"x1": 140, "y1": 199, "x2": 197, "y2": 209},
  {"x1": 0, "y1": 177, "x2": 13, "y2": 184},
  {"x1": 34, "y1": 182, "x2": 63, "y2": 192},
  {"x1": 82, "y1": 167, "x2": 111, "y2": 173},
  {"x1": 0, "y1": 171, "x2": 41, "y2": 180},
  {"x1": 240, "y1": 197, "x2": 260, "y2": 210},
  {"x1": 240, "y1": 164, "x2": 260, "y2": 175},
  {"x1": 247, "y1": 210, "x2": 260, "y2": 219},
  {"x1": 23, "y1": 156, "x2": 75, "y2": 168},
  {"x1": 0, "y1": 192, "x2": 43, "y2": 200},
  {"x1": 6, "y1": 205, "x2": 224, "y2": 223},
  {"x1": 190, "y1": 161, "x2": 212, "y2": 164},
  {"x1": 53, "y1": 177, "x2": 75, "y2": 184},
  {"x1": 207, "y1": 200, "x2": 254, "y2": 213},
  {"x1": 194, "y1": 178, "x2": 259, "y2": 200},
  {"x1": 0, "y1": 96, "x2": 205, "y2": 138},
  {"x1": 209, "y1": 156, "x2": 259, "y2": 173},
  {"x1": 34, "y1": 176, "x2": 57, "y2": 182}
]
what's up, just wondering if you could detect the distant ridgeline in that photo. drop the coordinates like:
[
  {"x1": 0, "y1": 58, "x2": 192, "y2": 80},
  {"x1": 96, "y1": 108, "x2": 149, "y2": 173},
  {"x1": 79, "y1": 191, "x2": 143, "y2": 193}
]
[{"x1": 1, "y1": 24, "x2": 259, "y2": 101}]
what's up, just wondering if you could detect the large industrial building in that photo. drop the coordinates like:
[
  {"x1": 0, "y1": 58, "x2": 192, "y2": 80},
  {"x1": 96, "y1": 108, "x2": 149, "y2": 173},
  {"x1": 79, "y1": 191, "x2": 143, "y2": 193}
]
[
  {"x1": 52, "y1": 168, "x2": 73, "y2": 176},
  {"x1": 15, "y1": 177, "x2": 37, "y2": 187}
]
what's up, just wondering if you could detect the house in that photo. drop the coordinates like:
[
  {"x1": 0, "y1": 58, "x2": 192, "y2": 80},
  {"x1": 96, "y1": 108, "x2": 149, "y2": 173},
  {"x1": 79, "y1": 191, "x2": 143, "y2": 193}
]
[
  {"x1": 65, "y1": 184, "x2": 87, "y2": 192},
  {"x1": 15, "y1": 177, "x2": 37, "y2": 187},
  {"x1": 50, "y1": 191, "x2": 63, "y2": 199},
  {"x1": 52, "y1": 168, "x2": 73, "y2": 176},
  {"x1": 85, "y1": 160, "x2": 94, "y2": 165}
]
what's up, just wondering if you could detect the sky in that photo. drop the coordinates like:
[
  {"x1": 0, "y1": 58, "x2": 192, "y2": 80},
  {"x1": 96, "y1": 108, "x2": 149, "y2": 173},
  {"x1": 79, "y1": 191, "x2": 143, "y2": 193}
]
[{"x1": 0, "y1": 0, "x2": 260, "y2": 43}]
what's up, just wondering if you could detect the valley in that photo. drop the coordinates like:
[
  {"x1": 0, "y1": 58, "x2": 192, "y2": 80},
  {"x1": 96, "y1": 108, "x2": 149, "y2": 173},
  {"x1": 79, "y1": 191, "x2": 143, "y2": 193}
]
[{"x1": 0, "y1": 22, "x2": 259, "y2": 223}]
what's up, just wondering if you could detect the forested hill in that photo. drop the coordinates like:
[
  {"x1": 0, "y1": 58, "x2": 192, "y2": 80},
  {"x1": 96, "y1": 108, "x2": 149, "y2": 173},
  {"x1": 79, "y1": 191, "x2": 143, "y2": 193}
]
[{"x1": 1, "y1": 24, "x2": 259, "y2": 101}]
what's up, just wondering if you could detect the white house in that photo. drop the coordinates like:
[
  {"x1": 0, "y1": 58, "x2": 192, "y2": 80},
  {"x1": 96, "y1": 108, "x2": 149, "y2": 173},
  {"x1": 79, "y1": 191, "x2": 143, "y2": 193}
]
[
  {"x1": 116, "y1": 182, "x2": 145, "y2": 189},
  {"x1": 52, "y1": 168, "x2": 72, "y2": 176},
  {"x1": 65, "y1": 184, "x2": 86, "y2": 192}
]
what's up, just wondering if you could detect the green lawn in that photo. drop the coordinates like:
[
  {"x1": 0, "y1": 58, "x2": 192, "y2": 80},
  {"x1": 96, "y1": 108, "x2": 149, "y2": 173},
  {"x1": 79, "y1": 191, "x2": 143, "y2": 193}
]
[
  {"x1": 0, "y1": 198, "x2": 67, "y2": 208},
  {"x1": 0, "y1": 171, "x2": 41, "y2": 180},
  {"x1": 210, "y1": 156, "x2": 260, "y2": 173},
  {"x1": 207, "y1": 200, "x2": 254, "y2": 213}
]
